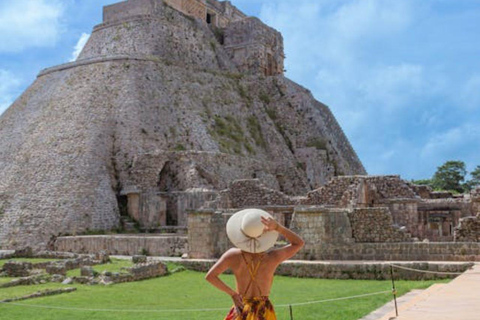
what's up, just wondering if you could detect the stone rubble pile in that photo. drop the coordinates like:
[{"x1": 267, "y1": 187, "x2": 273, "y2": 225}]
[{"x1": 455, "y1": 214, "x2": 480, "y2": 242}]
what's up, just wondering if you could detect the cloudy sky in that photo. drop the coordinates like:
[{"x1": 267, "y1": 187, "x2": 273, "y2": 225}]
[{"x1": 0, "y1": 0, "x2": 479, "y2": 180}]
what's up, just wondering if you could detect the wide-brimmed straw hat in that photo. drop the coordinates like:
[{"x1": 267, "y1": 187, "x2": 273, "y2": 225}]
[{"x1": 226, "y1": 208, "x2": 279, "y2": 253}]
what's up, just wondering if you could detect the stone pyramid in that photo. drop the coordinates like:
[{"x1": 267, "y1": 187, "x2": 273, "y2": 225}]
[{"x1": 0, "y1": 0, "x2": 366, "y2": 249}]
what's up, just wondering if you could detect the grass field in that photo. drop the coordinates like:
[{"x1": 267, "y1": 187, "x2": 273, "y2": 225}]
[{"x1": 0, "y1": 258, "x2": 448, "y2": 320}]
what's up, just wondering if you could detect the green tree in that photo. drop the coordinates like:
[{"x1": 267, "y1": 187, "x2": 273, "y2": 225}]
[
  {"x1": 431, "y1": 160, "x2": 467, "y2": 193},
  {"x1": 464, "y1": 165, "x2": 480, "y2": 191}
]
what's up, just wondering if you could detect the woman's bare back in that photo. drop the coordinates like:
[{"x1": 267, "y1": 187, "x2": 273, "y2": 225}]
[{"x1": 229, "y1": 249, "x2": 280, "y2": 298}]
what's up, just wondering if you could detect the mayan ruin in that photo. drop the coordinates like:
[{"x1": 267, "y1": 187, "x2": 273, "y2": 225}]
[
  {"x1": 0, "y1": 0, "x2": 479, "y2": 264},
  {"x1": 1, "y1": 1, "x2": 480, "y2": 319}
]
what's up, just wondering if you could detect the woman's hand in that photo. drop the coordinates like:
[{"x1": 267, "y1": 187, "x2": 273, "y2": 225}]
[
  {"x1": 231, "y1": 293, "x2": 244, "y2": 314},
  {"x1": 261, "y1": 216, "x2": 279, "y2": 232}
]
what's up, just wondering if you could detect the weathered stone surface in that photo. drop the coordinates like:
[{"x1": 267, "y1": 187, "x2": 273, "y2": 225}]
[
  {"x1": 455, "y1": 214, "x2": 480, "y2": 242},
  {"x1": 349, "y1": 208, "x2": 412, "y2": 243},
  {"x1": 132, "y1": 255, "x2": 147, "y2": 264},
  {"x1": 127, "y1": 261, "x2": 167, "y2": 279},
  {"x1": 55, "y1": 234, "x2": 187, "y2": 257},
  {"x1": 1, "y1": 261, "x2": 33, "y2": 277},
  {"x1": 80, "y1": 266, "x2": 97, "y2": 277},
  {"x1": 46, "y1": 263, "x2": 67, "y2": 276}
]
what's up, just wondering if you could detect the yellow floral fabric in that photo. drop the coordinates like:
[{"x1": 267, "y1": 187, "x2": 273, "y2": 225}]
[{"x1": 224, "y1": 296, "x2": 277, "y2": 320}]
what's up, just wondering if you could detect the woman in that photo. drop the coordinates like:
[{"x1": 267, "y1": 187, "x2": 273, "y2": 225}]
[{"x1": 205, "y1": 208, "x2": 305, "y2": 320}]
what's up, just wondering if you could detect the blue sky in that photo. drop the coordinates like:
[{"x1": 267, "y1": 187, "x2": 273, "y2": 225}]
[{"x1": 0, "y1": 0, "x2": 479, "y2": 181}]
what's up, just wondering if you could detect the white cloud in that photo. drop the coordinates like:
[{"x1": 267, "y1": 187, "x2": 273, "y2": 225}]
[
  {"x1": 420, "y1": 124, "x2": 480, "y2": 161},
  {"x1": 0, "y1": 69, "x2": 22, "y2": 116},
  {"x1": 70, "y1": 33, "x2": 90, "y2": 62},
  {"x1": 0, "y1": 0, "x2": 64, "y2": 52}
]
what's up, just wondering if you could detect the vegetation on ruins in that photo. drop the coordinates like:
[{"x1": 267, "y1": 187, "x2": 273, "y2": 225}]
[
  {"x1": 0, "y1": 257, "x2": 447, "y2": 320},
  {"x1": 412, "y1": 161, "x2": 479, "y2": 193}
]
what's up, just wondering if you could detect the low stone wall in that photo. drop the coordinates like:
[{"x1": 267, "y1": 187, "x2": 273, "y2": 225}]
[
  {"x1": 0, "y1": 288, "x2": 76, "y2": 303},
  {"x1": 159, "y1": 258, "x2": 473, "y2": 280},
  {"x1": 55, "y1": 235, "x2": 187, "y2": 257},
  {"x1": 299, "y1": 242, "x2": 480, "y2": 261}
]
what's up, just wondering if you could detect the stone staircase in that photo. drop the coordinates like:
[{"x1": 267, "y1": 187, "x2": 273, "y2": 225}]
[{"x1": 120, "y1": 216, "x2": 138, "y2": 233}]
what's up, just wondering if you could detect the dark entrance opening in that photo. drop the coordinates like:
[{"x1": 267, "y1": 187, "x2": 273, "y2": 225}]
[
  {"x1": 117, "y1": 195, "x2": 128, "y2": 217},
  {"x1": 206, "y1": 13, "x2": 212, "y2": 24}
]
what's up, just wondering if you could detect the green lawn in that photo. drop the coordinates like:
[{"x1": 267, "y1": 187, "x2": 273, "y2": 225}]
[{"x1": 0, "y1": 259, "x2": 447, "y2": 320}]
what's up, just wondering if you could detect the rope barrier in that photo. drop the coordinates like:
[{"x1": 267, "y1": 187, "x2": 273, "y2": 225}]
[
  {"x1": 0, "y1": 290, "x2": 392, "y2": 313},
  {"x1": 390, "y1": 264, "x2": 465, "y2": 275},
  {"x1": 276, "y1": 290, "x2": 392, "y2": 307}
]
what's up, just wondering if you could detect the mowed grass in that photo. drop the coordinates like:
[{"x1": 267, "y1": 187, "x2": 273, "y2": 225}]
[{"x1": 0, "y1": 258, "x2": 448, "y2": 320}]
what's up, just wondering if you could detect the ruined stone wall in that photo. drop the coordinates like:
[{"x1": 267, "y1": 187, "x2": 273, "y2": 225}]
[
  {"x1": 187, "y1": 209, "x2": 480, "y2": 261},
  {"x1": 455, "y1": 214, "x2": 480, "y2": 242},
  {"x1": 349, "y1": 208, "x2": 412, "y2": 243},
  {"x1": 221, "y1": 179, "x2": 295, "y2": 209},
  {"x1": 302, "y1": 176, "x2": 417, "y2": 207},
  {"x1": 302, "y1": 176, "x2": 360, "y2": 207}
]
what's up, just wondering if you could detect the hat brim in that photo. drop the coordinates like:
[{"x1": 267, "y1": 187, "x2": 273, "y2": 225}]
[{"x1": 226, "y1": 209, "x2": 279, "y2": 253}]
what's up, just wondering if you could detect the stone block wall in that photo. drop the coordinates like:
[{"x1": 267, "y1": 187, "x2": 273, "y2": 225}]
[
  {"x1": 302, "y1": 176, "x2": 361, "y2": 207},
  {"x1": 303, "y1": 176, "x2": 418, "y2": 207},
  {"x1": 290, "y1": 207, "x2": 354, "y2": 260},
  {"x1": 455, "y1": 214, "x2": 480, "y2": 242},
  {"x1": 54, "y1": 235, "x2": 187, "y2": 257},
  {"x1": 349, "y1": 208, "x2": 412, "y2": 243},
  {"x1": 187, "y1": 210, "x2": 230, "y2": 258}
]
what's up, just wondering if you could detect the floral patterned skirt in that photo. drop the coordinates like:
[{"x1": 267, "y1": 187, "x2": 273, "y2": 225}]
[{"x1": 224, "y1": 296, "x2": 277, "y2": 320}]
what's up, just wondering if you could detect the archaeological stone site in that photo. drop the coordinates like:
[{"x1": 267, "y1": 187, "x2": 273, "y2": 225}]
[{"x1": 0, "y1": 0, "x2": 479, "y2": 264}]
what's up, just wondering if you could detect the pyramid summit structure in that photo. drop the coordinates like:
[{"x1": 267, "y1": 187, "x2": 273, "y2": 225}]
[{"x1": 0, "y1": 0, "x2": 366, "y2": 249}]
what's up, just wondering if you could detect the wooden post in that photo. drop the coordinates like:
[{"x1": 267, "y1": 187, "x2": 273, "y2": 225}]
[{"x1": 390, "y1": 265, "x2": 399, "y2": 317}]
